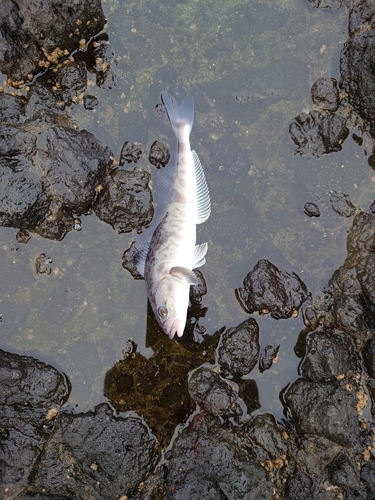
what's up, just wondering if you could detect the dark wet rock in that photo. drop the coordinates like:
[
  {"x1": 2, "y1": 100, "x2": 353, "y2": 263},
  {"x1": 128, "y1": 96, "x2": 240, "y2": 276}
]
[
  {"x1": 245, "y1": 413, "x2": 288, "y2": 461},
  {"x1": 119, "y1": 141, "x2": 144, "y2": 165},
  {"x1": 93, "y1": 169, "x2": 153, "y2": 234},
  {"x1": 259, "y1": 343, "x2": 280, "y2": 373},
  {"x1": 0, "y1": 83, "x2": 113, "y2": 240},
  {"x1": 96, "y1": 69, "x2": 117, "y2": 90},
  {"x1": 284, "y1": 378, "x2": 360, "y2": 447},
  {"x1": 326, "y1": 450, "x2": 360, "y2": 487},
  {"x1": 300, "y1": 330, "x2": 359, "y2": 382},
  {"x1": 340, "y1": 31, "x2": 375, "y2": 138},
  {"x1": 188, "y1": 365, "x2": 242, "y2": 417},
  {"x1": 27, "y1": 403, "x2": 157, "y2": 500},
  {"x1": 363, "y1": 338, "x2": 375, "y2": 378},
  {"x1": 236, "y1": 259, "x2": 310, "y2": 320},
  {"x1": 83, "y1": 94, "x2": 99, "y2": 110},
  {"x1": 35, "y1": 253, "x2": 53, "y2": 275},
  {"x1": 93, "y1": 40, "x2": 115, "y2": 73},
  {"x1": 122, "y1": 240, "x2": 144, "y2": 279},
  {"x1": 330, "y1": 190, "x2": 356, "y2": 217},
  {"x1": 284, "y1": 470, "x2": 333, "y2": 500},
  {"x1": 0, "y1": 93, "x2": 24, "y2": 121},
  {"x1": 189, "y1": 269, "x2": 207, "y2": 305},
  {"x1": 237, "y1": 379, "x2": 261, "y2": 414},
  {"x1": 360, "y1": 458, "x2": 375, "y2": 496},
  {"x1": 370, "y1": 199, "x2": 375, "y2": 213},
  {"x1": 166, "y1": 414, "x2": 273, "y2": 500},
  {"x1": 289, "y1": 110, "x2": 349, "y2": 157},
  {"x1": 216, "y1": 318, "x2": 260, "y2": 379},
  {"x1": 303, "y1": 202, "x2": 320, "y2": 217},
  {"x1": 16, "y1": 229, "x2": 31, "y2": 244},
  {"x1": 348, "y1": 0, "x2": 375, "y2": 36},
  {"x1": 53, "y1": 62, "x2": 87, "y2": 105},
  {"x1": 302, "y1": 214, "x2": 375, "y2": 352},
  {"x1": 0, "y1": 0, "x2": 105, "y2": 83},
  {"x1": 0, "y1": 349, "x2": 69, "y2": 499},
  {"x1": 311, "y1": 78, "x2": 340, "y2": 112},
  {"x1": 149, "y1": 140, "x2": 170, "y2": 169}
]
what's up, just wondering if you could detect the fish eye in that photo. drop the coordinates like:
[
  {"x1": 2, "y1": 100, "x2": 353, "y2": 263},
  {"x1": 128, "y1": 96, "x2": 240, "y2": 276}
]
[{"x1": 158, "y1": 306, "x2": 168, "y2": 318}]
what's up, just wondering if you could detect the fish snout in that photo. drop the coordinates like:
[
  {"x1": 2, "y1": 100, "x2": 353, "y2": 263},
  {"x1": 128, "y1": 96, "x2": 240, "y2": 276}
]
[{"x1": 168, "y1": 318, "x2": 184, "y2": 339}]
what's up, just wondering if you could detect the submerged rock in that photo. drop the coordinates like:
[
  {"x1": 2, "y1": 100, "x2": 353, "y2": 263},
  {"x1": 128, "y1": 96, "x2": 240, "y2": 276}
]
[
  {"x1": 330, "y1": 190, "x2": 356, "y2": 217},
  {"x1": 35, "y1": 253, "x2": 53, "y2": 275},
  {"x1": 303, "y1": 202, "x2": 321, "y2": 218},
  {"x1": 311, "y1": 77, "x2": 340, "y2": 112},
  {"x1": 236, "y1": 259, "x2": 310, "y2": 319},
  {"x1": 289, "y1": 109, "x2": 348, "y2": 157},
  {"x1": 149, "y1": 140, "x2": 170, "y2": 169},
  {"x1": 119, "y1": 141, "x2": 144, "y2": 165}
]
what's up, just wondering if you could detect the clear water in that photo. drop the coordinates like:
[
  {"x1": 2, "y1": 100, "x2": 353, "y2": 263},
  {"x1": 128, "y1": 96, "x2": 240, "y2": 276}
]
[{"x1": 1, "y1": 0, "x2": 371, "y2": 421}]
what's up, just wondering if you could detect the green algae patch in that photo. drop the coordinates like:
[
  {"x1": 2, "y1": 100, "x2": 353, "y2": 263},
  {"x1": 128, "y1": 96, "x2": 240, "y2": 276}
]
[{"x1": 104, "y1": 320, "x2": 221, "y2": 449}]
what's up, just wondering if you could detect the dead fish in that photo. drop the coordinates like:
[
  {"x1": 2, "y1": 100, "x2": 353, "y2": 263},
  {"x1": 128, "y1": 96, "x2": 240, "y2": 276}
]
[{"x1": 133, "y1": 92, "x2": 211, "y2": 338}]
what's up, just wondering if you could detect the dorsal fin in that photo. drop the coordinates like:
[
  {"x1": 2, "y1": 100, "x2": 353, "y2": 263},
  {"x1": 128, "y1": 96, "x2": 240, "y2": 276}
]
[
  {"x1": 193, "y1": 242, "x2": 208, "y2": 268},
  {"x1": 192, "y1": 150, "x2": 211, "y2": 224}
]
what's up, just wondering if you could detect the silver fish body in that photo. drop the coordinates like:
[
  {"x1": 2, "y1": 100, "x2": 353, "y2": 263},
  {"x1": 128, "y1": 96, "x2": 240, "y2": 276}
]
[{"x1": 134, "y1": 93, "x2": 211, "y2": 338}]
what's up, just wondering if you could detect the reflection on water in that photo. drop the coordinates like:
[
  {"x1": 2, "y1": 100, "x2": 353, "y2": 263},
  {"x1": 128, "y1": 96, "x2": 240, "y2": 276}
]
[{"x1": 0, "y1": 0, "x2": 371, "y2": 425}]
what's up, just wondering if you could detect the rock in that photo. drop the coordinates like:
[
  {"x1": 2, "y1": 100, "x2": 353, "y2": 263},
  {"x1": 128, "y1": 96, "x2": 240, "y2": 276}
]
[
  {"x1": 0, "y1": 83, "x2": 113, "y2": 240},
  {"x1": 188, "y1": 365, "x2": 242, "y2": 417},
  {"x1": 284, "y1": 470, "x2": 334, "y2": 500},
  {"x1": 303, "y1": 202, "x2": 320, "y2": 217},
  {"x1": 216, "y1": 319, "x2": 260, "y2": 379},
  {"x1": 236, "y1": 259, "x2": 310, "y2": 320},
  {"x1": 149, "y1": 140, "x2": 170, "y2": 169},
  {"x1": 259, "y1": 344, "x2": 280, "y2": 373},
  {"x1": 53, "y1": 62, "x2": 87, "y2": 106},
  {"x1": 0, "y1": 349, "x2": 69, "y2": 499},
  {"x1": 93, "y1": 169, "x2": 153, "y2": 234},
  {"x1": 289, "y1": 110, "x2": 348, "y2": 157},
  {"x1": 311, "y1": 77, "x2": 340, "y2": 112},
  {"x1": 35, "y1": 253, "x2": 53, "y2": 275},
  {"x1": 284, "y1": 378, "x2": 360, "y2": 447},
  {"x1": 165, "y1": 414, "x2": 273, "y2": 500},
  {"x1": 0, "y1": 0, "x2": 105, "y2": 83},
  {"x1": 189, "y1": 269, "x2": 208, "y2": 305},
  {"x1": 340, "y1": 30, "x2": 375, "y2": 138},
  {"x1": 119, "y1": 141, "x2": 144, "y2": 165},
  {"x1": 330, "y1": 190, "x2": 356, "y2": 217},
  {"x1": 299, "y1": 330, "x2": 359, "y2": 382},
  {"x1": 28, "y1": 403, "x2": 158, "y2": 499},
  {"x1": 245, "y1": 413, "x2": 288, "y2": 461},
  {"x1": 16, "y1": 229, "x2": 31, "y2": 244},
  {"x1": 83, "y1": 94, "x2": 99, "y2": 110},
  {"x1": 326, "y1": 450, "x2": 360, "y2": 487}
]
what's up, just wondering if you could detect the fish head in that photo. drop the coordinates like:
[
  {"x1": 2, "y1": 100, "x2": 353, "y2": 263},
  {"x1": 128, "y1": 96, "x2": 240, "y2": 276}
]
[{"x1": 151, "y1": 269, "x2": 194, "y2": 339}]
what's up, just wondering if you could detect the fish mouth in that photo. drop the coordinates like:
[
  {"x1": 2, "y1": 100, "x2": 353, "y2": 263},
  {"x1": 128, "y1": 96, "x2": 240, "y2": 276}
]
[{"x1": 168, "y1": 319, "x2": 183, "y2": 339}]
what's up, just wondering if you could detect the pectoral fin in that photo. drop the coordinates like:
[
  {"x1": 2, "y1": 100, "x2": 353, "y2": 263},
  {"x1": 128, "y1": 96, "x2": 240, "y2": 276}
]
[{"x1": 169, "y1": 266, "x2": 199, "y2": 285}]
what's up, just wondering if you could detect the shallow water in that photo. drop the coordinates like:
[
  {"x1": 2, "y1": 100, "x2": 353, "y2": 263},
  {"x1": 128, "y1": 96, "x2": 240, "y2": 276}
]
[{"x1": 0, "y1": 0, "x2": 372, "y2": 423}]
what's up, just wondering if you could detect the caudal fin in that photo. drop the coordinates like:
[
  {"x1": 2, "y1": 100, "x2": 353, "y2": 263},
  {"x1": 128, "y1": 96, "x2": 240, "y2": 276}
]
[{"x1": 161, "y1": 92, "x2": 194, "y2": 138}]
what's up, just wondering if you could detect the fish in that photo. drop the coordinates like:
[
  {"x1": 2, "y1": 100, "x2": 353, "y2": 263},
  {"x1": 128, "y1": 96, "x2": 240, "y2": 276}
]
[{"x1": 133, "y1": 92, "x2": 211, "y2": 338}]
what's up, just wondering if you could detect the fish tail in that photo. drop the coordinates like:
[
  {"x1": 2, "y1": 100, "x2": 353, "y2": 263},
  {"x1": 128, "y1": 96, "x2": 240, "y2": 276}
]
[{"x1": 161, "y1": 92, "x2": 194, "y2": 138}]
